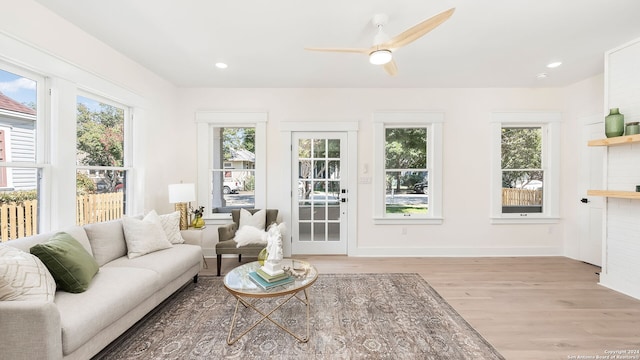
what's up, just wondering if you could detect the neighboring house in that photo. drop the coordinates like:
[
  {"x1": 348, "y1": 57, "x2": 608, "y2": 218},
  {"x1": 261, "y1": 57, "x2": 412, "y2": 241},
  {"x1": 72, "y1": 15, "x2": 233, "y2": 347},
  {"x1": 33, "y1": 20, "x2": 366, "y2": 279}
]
[
  {"x1": 224, "y1": 148, "x2": 255, "y2": 188},
  {"x1": 0, "y1": 92, "x2": 37, "y2": 191}
]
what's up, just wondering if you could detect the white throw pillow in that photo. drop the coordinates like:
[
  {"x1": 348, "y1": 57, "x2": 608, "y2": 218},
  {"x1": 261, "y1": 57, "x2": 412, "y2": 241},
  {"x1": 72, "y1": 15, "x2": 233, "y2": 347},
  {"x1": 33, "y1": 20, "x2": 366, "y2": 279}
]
[
  {"x1": 239, "y1": 209, "x2": 266, "y2": 231},
  {"x1": 234, "y1": 226, "x2": 268, "y2": 247},
  {"x1": 0, "y1": 245, "x2": 56, "y2": 302},
  {"x1": 159, "y1": 211, "x2": 185, "y2": 244},
  {"x1": 122, "y1": 210, "x2": 172, "y2": 259}
]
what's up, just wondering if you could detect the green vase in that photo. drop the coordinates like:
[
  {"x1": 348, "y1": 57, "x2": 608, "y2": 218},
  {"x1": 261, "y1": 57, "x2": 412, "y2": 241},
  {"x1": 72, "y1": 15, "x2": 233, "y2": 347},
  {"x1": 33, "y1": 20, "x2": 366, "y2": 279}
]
[
  {"x1": 258, "y1": 248, "x2": 268, "y2": 266},
  {"x1": 605, "y1": 108, "x2": 625, "y2": 137},
  {"x1": 191, "y1": 216, "x2": 205, "y2": 228}
]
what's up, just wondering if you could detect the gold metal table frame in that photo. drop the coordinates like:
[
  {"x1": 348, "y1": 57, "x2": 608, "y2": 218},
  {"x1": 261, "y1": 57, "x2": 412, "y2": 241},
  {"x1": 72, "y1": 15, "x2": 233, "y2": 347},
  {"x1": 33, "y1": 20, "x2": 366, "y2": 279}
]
[{"x1": 223, "y1": 260, "x2": 318, "y2": 345}]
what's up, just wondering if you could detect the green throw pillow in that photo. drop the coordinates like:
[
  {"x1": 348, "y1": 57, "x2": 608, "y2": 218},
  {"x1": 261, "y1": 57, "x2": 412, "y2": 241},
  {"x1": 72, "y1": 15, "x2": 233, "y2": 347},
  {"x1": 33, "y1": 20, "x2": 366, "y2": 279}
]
[{"x1": 31, "y1": 232, "x2": 99, "y2": 293}]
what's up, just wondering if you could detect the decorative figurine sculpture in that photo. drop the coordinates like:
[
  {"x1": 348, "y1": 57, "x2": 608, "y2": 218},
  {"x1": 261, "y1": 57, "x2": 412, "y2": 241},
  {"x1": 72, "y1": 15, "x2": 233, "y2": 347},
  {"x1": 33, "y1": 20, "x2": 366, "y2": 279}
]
[{"x1": 261, "y1": 223, "x2": 285, "y2": 276}]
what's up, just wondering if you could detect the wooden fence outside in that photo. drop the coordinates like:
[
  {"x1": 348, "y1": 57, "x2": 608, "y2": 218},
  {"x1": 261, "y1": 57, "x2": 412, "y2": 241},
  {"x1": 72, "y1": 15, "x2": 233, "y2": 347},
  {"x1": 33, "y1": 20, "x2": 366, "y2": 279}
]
[
  {"x1": 502, "y1": 188, "x2": 542, "y2": 206},
  {"x1": 0, "y1": 200, "x2": 38, "y2": 242},
  {"x1": 0, "y1": 192, "x2": 124, "y2": 242},
  {"x1": 76, "y1": 192, "x2": 124, "y2": 226}
]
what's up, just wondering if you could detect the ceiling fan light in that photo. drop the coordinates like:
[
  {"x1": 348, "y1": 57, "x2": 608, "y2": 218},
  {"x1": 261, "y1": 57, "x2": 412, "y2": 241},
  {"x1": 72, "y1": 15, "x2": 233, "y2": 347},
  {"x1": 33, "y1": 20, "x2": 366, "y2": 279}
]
[{"x1": 369, "y1": 50, "x2": 392, "y2": 65}]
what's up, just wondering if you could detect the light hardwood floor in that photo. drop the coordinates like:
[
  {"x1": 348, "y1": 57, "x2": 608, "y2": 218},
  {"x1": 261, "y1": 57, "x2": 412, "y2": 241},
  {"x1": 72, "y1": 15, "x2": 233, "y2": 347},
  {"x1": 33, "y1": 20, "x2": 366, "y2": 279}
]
[{"x1": 203, "y1": 256, "x2": 640, "y2": 360}]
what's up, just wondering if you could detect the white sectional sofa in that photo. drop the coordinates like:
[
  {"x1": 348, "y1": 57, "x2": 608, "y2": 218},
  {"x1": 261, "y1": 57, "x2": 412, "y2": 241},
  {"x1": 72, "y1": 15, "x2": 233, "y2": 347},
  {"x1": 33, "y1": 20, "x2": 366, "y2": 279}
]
[{"x1": 0, "y1": 214, "x2": 203, "y2": 360}]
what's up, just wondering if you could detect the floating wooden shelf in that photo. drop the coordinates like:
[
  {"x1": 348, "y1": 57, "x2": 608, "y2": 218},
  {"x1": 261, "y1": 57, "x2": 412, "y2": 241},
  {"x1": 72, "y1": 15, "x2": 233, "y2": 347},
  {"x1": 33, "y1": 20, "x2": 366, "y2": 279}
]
[
  {"x1": 587, "y1": 190, "x2": 640, "y2": 199},
  {"x1": 588, "y1": 134, "x2": 640, "y2": 146}
]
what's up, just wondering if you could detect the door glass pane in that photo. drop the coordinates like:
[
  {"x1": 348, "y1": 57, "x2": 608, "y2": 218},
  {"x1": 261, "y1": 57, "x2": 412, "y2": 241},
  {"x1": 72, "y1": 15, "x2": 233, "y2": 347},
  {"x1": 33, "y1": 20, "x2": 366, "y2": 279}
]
[
  {"x1": 298, "y1": 139, "x2": 311, "y2": 158},
  {"x1": 313, "y1": 223, "x2": 325, "y2": 241},
  {"x1": 299, "y1": 160, "x2": 312, "y2": 179},
  {"x1": 299, "y1": 223, "x2": 311, "y2": 241},
  {"x1": 327, "y1": 139, "x2": 340, "y2": 158},
  {"x1": 313, "y1": 139, "x2": 326, "y2": 158},
  {"x1": 313, "y1": 160, "x2": 326, "y2": 178},
  {"x1": 328, "y1": 223, "x2": 340, "y2": 241}
]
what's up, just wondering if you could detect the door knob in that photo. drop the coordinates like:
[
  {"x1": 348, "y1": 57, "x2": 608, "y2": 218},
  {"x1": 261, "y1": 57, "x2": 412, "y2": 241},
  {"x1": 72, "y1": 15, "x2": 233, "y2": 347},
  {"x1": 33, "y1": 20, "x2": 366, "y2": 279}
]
[{"x1": 580, "y1": 198, "x2": 590, "y2": 203}]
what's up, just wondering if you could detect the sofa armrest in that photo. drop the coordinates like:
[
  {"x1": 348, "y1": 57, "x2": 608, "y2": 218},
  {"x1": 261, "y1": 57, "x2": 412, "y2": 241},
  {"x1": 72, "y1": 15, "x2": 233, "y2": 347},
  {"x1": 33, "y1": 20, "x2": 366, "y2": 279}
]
[
  {"x1": 217, "y1": 223, "x2": 237, "y2": 242},
  {"x1": 0, "y1": 301, "x2": 62, "y2": 360},
  {"x1": 180, "y1": 229, "x2": 203, "y2": 246}
]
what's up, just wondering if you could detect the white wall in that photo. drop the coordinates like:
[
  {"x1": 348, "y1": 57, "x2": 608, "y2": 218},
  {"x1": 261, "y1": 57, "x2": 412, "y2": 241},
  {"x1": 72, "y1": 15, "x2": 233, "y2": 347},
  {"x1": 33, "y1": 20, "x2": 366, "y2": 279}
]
[{"x1": 177, "y1": 87, "x2": 601, "y2": 256}]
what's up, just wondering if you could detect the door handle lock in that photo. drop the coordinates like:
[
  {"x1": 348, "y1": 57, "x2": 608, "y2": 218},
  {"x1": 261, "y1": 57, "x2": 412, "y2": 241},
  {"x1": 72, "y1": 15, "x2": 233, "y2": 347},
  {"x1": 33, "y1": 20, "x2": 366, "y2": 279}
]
[{"x1": 580, "y1": 198, "x2": 590, "y2": 204}]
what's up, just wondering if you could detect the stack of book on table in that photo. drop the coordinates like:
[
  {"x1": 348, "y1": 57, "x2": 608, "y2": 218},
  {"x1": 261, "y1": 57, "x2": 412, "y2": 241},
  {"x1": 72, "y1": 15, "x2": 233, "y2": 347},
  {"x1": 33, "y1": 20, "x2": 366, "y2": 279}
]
[{"x1": 248, "y1": 268, "x2": 294, "y2": 290}]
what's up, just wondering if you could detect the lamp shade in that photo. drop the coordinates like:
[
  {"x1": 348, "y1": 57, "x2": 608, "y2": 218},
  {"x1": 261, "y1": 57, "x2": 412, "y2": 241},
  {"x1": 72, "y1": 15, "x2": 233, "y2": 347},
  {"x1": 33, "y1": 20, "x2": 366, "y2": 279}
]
[{"x1": 168, "y1": 183, "x2": 196, "y2": 203}]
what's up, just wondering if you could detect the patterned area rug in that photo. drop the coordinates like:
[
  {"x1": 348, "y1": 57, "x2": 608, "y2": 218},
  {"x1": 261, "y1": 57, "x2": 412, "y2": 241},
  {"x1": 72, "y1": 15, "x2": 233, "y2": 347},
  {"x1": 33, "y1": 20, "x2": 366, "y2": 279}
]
[{"x1": 93, "y1": 273, "x2": 504, "y2": 359}]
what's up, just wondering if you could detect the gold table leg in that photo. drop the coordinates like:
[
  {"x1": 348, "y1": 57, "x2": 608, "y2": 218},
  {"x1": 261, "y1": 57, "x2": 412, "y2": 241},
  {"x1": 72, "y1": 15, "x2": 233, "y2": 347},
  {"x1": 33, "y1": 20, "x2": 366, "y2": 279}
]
[{"x1": 226, "y1": 289, "x2": 311, "y2": 345}]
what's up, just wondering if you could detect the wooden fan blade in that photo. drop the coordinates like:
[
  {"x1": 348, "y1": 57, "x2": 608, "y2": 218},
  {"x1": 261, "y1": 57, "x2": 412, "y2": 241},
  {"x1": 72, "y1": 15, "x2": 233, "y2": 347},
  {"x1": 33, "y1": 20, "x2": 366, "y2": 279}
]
[
  {"x1": 383, "y1": 59, "x2": 398, "y2": 76},
  {"x1": 304, "y1": 47, "x2": 371, "y2": 54},
  {"x1": 381, "y1": 8, "x2": 455, "y2": 51}
]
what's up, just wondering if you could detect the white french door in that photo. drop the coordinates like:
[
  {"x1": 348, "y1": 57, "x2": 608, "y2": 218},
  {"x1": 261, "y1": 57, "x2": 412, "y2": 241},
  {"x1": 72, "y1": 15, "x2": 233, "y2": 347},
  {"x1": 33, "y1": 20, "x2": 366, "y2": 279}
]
[{"x1": 291, "y1": 132, "x2": 348, "y2": 254}]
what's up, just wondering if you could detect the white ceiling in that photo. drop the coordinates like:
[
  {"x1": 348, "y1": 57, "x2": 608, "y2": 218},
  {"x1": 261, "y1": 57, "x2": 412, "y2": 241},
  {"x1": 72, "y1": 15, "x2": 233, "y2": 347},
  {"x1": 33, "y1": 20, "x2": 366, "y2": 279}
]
[{"x1": 34, "y1": 0, "x2": 640, "y2": 88}]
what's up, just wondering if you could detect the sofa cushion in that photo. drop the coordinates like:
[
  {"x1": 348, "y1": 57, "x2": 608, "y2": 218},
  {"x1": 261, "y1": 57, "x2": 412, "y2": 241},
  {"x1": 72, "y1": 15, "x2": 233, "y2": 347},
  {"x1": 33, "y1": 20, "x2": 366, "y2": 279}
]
[
  {"x1": 0, "y1": 245, "x2": 56, "y2": 302},
  {"x1": 159, "y1": 211, "x2": 185, "y2": 244},
  {"x1": 104, "y1": 244, "x2": 202, "y2": 283},
  {"x1": 30, "y1": 233, "x2": 99, "y2": 293},
  {"x1": 54, "y1": 266, "x2": 159, "y2": 355},
  {"x1": 84, "y1": 219, "x2": 127, "y2": 266},
  {"x1": 122, "y1": 210, "x2": 172, "y2": 259}
]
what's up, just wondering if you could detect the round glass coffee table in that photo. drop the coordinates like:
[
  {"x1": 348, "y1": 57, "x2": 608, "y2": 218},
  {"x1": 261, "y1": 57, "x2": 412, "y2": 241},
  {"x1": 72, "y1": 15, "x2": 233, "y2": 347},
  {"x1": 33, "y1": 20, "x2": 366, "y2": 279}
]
[{"x1": 223, "y1": 259, "x2": 318, "y2": 345}]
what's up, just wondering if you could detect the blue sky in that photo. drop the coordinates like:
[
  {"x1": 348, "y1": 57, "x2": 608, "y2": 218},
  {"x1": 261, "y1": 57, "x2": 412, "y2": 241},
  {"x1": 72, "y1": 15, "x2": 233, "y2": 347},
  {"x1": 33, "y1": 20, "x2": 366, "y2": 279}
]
[
  {"x1": 1, "y1": 68, "x2": 102, "y2": 112},
  {"x1": 0, "y1": 69, "x2": 36, "y2": 105}
]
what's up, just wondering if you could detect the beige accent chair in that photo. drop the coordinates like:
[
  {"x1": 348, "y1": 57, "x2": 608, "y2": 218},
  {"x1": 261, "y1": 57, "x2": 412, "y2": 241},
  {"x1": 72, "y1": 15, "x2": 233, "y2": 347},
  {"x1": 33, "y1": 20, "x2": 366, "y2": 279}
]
[{"x1": 215, "y1": 209, "x2": 278, "y2": 276}]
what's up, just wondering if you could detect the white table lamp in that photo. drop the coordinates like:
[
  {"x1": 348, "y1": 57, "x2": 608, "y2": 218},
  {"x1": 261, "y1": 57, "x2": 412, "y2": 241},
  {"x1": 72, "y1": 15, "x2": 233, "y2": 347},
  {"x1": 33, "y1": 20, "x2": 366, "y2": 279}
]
[{"x1": 168, "y1": 183, "x2": 196, "y2": 230}]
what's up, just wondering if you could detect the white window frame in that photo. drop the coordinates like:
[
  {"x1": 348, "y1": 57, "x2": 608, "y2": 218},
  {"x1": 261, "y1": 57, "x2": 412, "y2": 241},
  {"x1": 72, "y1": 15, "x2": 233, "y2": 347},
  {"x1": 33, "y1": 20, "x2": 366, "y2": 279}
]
[
  {"x1": 75, "y1": 91, "x2": 133, "y2": 218},
  {"x1": 195, "y1": 111, "x2": 267, "y2": 220},
  {"x1": 0, "y1": 61, "x2": 50, "y2": 231},
  {"x1": 373, "y1": 112, "x2": 443, "y2": 224},
  {"x1": 490, "y1": 112, "x2": 561, "y2": 224}
]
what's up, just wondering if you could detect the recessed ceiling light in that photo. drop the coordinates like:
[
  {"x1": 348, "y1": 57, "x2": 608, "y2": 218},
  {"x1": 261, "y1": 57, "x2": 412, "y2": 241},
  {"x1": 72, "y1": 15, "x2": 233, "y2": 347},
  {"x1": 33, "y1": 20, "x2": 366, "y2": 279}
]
[
  {"x1": 536, "y1": 73, "x2": 548, "y2": 79},
  {"x1": 546, "y1": 61, "x2": 562, "y2": 68},
  {"x1": 215, "y1": 62, "x2": 228, "y2": 69}
]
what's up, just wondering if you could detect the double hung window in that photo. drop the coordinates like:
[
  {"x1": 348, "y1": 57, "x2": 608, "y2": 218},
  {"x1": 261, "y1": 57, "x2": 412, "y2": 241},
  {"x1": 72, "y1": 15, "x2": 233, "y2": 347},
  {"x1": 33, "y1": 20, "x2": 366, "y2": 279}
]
[
  {"x1": 195, "y1": 112, "x2": 266, "y2": 218},
  {"x1": 76, "y1": 93, "x2": 131, "y2": 225},
  {"x1": 491, "y1": 112, "x2": 560, "y2": 222},
  {"x1": 373, "y1": 112, "x2": 443, "y2": 224},
  {"x1": 0, "y1": 65, "x2": 45, "y2": 240}
]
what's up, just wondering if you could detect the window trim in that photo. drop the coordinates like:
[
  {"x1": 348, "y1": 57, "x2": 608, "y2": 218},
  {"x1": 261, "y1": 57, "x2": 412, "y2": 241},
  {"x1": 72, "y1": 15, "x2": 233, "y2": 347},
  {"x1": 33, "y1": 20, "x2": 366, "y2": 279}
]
[
  {"x1": 75, "y1": 91, "x2": 133, "y2": 219},
  {"x1": 195, "y1": 111, "x2": 267, "y2": 220},
  {"x1": 373, "y1": 112, "x2": 443, "y2": 224},
  {"x1": 490, "y1": 112, "x2": 561, "y2": 224}
]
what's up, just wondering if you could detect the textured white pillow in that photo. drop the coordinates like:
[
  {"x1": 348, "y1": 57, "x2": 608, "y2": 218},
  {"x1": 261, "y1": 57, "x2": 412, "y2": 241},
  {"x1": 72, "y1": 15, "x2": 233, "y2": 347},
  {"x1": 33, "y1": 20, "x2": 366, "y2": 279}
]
[
  {"x1": 159, "y1": 211, "x2": 185, "y2": 244},
  {"x1": 234, "y1": 226, "x2": 267, "y2": 248},
  {"x1": 122, "y1": 210, "x2": 172, "y2": 259},
  {"x1": 239, "y1": 209, "x2": 266, "y2": 230},
  {"x1": 0, "y1": 245, "x2": 56, "y2": 302}
]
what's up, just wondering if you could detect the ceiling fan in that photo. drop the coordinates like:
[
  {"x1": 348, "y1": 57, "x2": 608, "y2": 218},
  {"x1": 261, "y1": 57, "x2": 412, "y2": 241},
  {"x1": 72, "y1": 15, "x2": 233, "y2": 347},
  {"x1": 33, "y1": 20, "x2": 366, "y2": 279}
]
[{"x1": 304, "y1": 8, "x2": 455, "y2": 76}]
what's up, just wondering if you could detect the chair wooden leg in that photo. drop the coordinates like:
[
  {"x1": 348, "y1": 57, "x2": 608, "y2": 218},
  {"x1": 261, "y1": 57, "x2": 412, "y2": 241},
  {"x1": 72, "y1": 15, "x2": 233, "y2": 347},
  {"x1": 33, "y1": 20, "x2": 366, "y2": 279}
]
[
  {"x1": 217, "y1": 255, "x2": 222, "y2": 276},
  {"x1": 238, "y1": 254, "x2": 242, "y2": 262}
]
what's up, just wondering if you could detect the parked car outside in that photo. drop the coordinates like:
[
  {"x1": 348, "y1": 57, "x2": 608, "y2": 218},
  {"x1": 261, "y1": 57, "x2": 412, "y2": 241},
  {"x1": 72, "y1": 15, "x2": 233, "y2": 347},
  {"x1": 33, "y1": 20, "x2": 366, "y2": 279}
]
[
  {"x1": 413, "y1": 181, "x2": 428, "y2": 194},
  {"x1": 223, "y1": 180, "x2": 240, "y2": 194}
]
